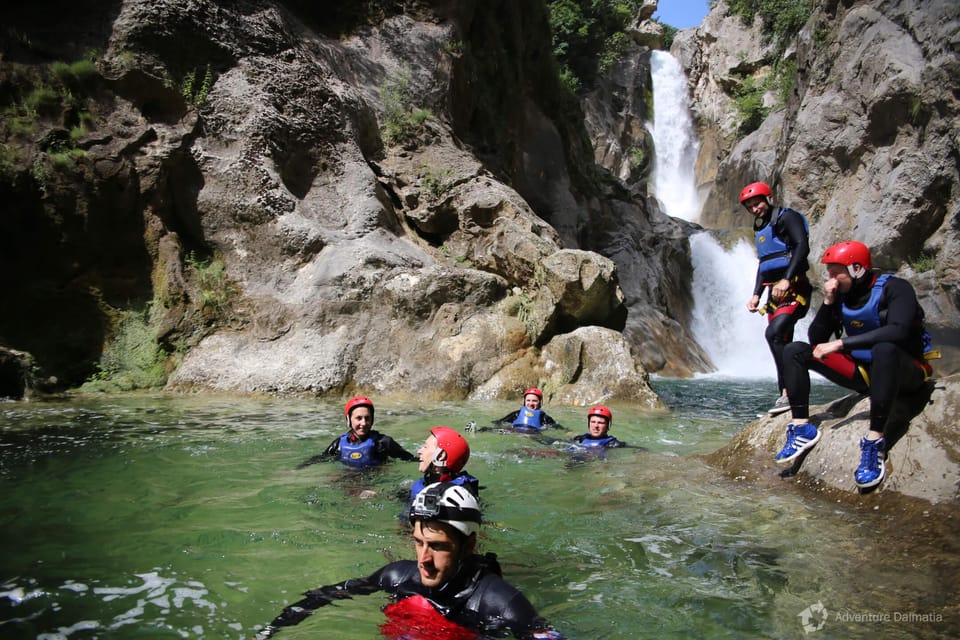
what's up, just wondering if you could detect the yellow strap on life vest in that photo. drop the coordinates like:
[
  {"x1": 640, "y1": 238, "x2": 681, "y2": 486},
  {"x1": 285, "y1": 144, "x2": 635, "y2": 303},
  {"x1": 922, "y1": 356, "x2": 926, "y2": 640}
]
[{"x1": 759, "y1": 291, "x2": 807, "y2": 315}]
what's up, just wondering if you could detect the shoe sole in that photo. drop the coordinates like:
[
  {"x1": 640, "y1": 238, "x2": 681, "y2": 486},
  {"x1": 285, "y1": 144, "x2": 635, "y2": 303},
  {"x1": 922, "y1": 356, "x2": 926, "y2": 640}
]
[
  {"x1": 768, "y1": 405, "x2": 791, "y2": 416},
  {"x1": 775, "y1": 428, "x2": 822, "y2": 465}
]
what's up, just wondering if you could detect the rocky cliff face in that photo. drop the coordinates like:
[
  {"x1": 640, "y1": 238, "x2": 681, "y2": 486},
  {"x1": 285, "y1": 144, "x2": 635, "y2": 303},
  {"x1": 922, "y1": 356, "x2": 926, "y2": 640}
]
[
  {"x1": 675, "y1": 0, "x2": 960, "y2": 374},
  {"x1": 1, "y1": 0, "x2": 693, "y2": 404},
  {"x1": 2, "y1": 0, "x2": 958, "y2": 407}
]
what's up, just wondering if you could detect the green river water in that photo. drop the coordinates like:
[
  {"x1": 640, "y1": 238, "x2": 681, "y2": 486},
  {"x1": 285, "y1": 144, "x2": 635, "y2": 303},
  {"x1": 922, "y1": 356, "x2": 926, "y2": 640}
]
[{"x1": 1, "y1": 378, "x2": 956, "y2": 639}]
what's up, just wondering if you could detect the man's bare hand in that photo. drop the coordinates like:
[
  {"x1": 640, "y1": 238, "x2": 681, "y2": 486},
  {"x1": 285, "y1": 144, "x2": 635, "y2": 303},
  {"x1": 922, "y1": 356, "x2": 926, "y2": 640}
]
[{"x1": 822, "y1": 278, "x2": 839, "y2": 305}]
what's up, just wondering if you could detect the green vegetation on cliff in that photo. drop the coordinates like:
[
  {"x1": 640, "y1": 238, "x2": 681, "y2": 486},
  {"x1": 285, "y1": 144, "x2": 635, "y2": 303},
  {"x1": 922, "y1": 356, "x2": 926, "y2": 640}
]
[
  {"x1": 722, "y1": 0, "x2": 811, "y2": 134},
  {"x1": 724, "y1": 0, "x2": 813, "y2": 43},
  {"x1": 547, "y1": 0, "x2": 646, "y2": 93}
]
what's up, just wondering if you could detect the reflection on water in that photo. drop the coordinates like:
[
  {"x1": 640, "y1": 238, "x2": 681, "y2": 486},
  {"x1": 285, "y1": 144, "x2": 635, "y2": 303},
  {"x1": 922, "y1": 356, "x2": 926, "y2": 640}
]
[{"x1": 0, "y1": 382, "x2": 956, "y2": 639}]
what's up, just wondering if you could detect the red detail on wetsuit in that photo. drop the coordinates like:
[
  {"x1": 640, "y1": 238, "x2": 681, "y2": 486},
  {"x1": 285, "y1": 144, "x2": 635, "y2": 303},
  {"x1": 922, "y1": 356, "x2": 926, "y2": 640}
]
[
  {"x1": 767, "y1": 300, "x2": 801, "y2": 322},
  {"x1": 818, "y1": 351, "x2": 858, "y2": 380},
  {"x1": 380, "y1": 595, "x2": 478, "y2": 640}
]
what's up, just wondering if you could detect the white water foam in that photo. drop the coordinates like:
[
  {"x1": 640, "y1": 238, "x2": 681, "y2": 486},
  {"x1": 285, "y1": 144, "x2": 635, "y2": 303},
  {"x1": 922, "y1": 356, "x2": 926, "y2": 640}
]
[{"x1": 689, "y1": 233, "x2": 777, "y2": 378}]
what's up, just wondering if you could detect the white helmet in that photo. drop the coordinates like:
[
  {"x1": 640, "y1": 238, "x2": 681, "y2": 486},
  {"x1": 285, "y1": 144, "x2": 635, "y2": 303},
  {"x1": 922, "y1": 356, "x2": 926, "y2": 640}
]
[{"x1": 409, "y1": 482, "x2": 481, "y2": 537}]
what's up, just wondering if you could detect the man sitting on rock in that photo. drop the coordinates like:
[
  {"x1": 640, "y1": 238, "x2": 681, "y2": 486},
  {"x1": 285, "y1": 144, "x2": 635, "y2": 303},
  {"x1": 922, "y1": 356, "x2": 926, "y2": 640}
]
[{"x1": 773, "y1": 241, "x2": 934, "y2": 489}]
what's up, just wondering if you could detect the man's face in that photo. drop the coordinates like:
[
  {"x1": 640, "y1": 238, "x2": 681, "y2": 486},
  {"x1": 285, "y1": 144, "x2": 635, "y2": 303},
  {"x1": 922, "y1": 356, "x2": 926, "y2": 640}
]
[
  {"x1": 588, "y1": 415, "x2": 609, "y2": 437},
  {"x1": 348, "y1": 407, "x2": 373, "y2": 439},
  {"x1": 523, "y1": 394, "x2": 541, "y2": 410},
  {"x1": 825, "y1": 263, "x2": 854, "y2": 293},
  {"x1": 413, "y1": 521, "x2": 473, "y2": 588},
  {"x1": 742, "y1": 195, "x2": 769, "y2": 217},
  {"x1": 417, "y1": 434, "x2": 439, "y2": 473}
]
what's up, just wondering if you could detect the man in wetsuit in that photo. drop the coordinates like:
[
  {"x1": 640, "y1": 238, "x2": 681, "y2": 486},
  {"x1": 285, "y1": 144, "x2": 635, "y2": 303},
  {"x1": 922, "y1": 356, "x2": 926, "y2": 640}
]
[
  {"x1": 493, "y1": 387, "x2": 559, "y2": 433},
  {"x1": 740, "y1": 182, "x2": 812, "y2": 416},
  {"x1": 572, "y1": 405, "x2": 626, "y2": 449},
  {"x1": 297, "y1": 396, "x2": 416, "y2": 469},
  {"x1": 252, "y1": 482, "x2": 563, "y2": 640},
  {"x1": 409, "y1": 426, "x2": 480, "y2": 504},
  {"x1": 773, "y1": 241, "x2": 933, "y2": 489}
]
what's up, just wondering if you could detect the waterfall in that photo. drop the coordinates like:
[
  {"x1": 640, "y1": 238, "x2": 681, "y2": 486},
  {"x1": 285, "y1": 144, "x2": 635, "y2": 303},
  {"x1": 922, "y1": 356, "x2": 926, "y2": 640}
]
[
  {"x1": 688, "y1": 234, "x2": 776, "y2": 378},
  {"x1": 647, "y1": 51, "x2": 701, "y2": 221},
  {"x1": 647, "y1": 50, "x2": 777, "y2": 379}
]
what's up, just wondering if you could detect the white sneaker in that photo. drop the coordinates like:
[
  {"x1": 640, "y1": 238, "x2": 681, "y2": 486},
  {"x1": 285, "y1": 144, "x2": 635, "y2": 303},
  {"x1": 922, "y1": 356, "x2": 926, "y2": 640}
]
[{"x1": 768, "y1": 395, "x2": 791, "y2": 415}]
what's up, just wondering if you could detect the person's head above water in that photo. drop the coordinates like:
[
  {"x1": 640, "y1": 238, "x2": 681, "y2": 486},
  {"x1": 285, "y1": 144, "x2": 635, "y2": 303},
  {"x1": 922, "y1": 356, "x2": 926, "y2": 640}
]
[
  {"x1": 408, "y1": 482, "x2": 482, "y2": 588},
  {"x1": 522, "y1": 387, "x2": 543, "y2": 410},
  {"x1": 344, "y1": 396, "x2": 375, "y2": 440},
  {"x1": 418, "y1": 426, "x2": 470, "y2": 475},
  {"x1": 586, "y1": 405, "x2": 612, "y2": 438}
]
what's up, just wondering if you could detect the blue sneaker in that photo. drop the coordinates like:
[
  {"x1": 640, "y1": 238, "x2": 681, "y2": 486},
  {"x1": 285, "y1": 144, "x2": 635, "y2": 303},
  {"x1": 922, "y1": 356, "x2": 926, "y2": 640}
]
[
  {"x1": 774, "y1": 423, "x2": 821, "y2": 464},
  {"x1": 855, "y1": 436, "x2": 886, "y2": 488}
]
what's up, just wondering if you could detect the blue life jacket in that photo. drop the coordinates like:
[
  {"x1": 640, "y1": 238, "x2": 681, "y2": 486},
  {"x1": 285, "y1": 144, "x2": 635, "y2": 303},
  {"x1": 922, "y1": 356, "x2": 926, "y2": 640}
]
[
  {"x1": 409, "y1": 472, "x2": 478, "y2": 504},
  {"x1": 576, "y1": 435, "x2": 617, "y2": 448},
  {"x1": 339, "y1": 433, "x2": 380, "y2": 468},
  {"x1": 755, "y1": 208, "x2": 808, "y2": 276},
  {"x1": 512, "y1": 407, "x2": 544, "y2": 432},
  {"x1": 841, "y1": 274, "x2": 891, "y2": 362}
]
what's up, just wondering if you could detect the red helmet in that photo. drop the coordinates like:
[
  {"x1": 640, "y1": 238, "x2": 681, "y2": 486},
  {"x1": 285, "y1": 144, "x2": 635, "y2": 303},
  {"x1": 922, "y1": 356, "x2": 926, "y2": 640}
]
[
  {"x1": 821, "y1": 241, "x2": 872, "y2": 272},
  {"x1": 344, "y1": 395, "x2": 375, "y2": 418},
  {"x1": 522, "y1": 387, "x2": 543, "y2": 401},
  {"x1": 587, "y1": 405, "x2": 612, "y2": 423},
  {"x1": 739, "y1": 182, "x2": 773, "y2": 205},
  {"x1": 429, "y1": 426, "x2": 470, "y2": 473}
]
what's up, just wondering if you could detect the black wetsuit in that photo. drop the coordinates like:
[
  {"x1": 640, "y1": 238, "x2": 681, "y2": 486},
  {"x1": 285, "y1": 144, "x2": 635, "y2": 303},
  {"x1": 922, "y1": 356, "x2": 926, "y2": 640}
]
[
  {"x1": 782, "y1": 273, "x2": 929, "y2": 434},
  {"x1": 297, "y1": 429, "x2": 416, "y2": 468},
  {"x1": 253, "y1": 554, "x2": 562, "y2": 639},
  {"x1": 753, "y1": 207, "x2": 811, "y2": 391}
]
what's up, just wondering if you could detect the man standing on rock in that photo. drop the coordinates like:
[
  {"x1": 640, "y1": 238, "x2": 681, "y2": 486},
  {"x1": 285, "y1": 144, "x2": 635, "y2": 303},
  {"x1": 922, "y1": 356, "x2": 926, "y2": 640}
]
[
  {"x1": 740, "y1": 181, "x2": 812, "y2": 416},
  {"x1": 774, "y1": 241, "x2": 934, "y2": 488}
]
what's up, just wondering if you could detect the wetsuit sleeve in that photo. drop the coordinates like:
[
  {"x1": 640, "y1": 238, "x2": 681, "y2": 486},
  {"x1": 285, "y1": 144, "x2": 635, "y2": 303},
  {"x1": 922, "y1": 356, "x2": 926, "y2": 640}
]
[
  {"x1": 295, "y1": 435, "x2": 341, "y2": 469},
  {"x1": 323, "y1": 435, "x2": 342, "y2": 456},
  {"x1": 841, "y1": 277, "x2": 919, "y2": 352},
  {"x1": 251, "y1": 571, "x2": 385, "y2": 639},
  {"x1": 776, "y1": 209, "x2": 810, "y2": 281},
  {"x1": 376, "y1": 434, "x2": 417, "y2": 462},
  {"x1": 541, "y1": 412, "x2": 558, "y2": 427},
  {"x1": 807, "y1": 299, "x2": 842, "y2": 344},
  {"x1": 494, "y1": 410, "x2": 521, "y2": 425},
  {"x1": 753, "y1": 267, "x2": 765, "y2": 297},
  {"x1": 470, "y1": 576, "x2": 562, "y2": 639}
]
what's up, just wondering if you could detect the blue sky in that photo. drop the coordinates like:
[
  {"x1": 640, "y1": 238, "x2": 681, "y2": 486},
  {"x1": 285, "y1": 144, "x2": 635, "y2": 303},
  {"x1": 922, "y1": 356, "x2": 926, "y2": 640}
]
[{"x1": 652, "y1": 0, "x2": 711, "y2": 29}]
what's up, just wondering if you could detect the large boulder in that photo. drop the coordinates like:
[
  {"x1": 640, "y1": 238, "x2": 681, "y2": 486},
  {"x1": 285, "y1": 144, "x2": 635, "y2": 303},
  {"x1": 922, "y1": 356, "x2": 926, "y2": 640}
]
[
  {"x1": 470, "y1": 326, "x2": 663, "y2": 409},
  {"x1": 707, "y1": 374, "x2": 960, "y2": 504}
]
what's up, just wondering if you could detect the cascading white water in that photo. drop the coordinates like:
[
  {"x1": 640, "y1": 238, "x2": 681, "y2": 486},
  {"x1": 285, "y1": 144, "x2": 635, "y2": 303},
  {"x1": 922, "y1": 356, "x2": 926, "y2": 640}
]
[
  {"x1": 647, "y1": 51, "x2": 701, "y2": 221},
  {"x1": 688, "y1": 234, "x2": 776, "y2": 378},
  {"x1": 647, "y1": 50, "x2": 777, "y2": 379}
]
